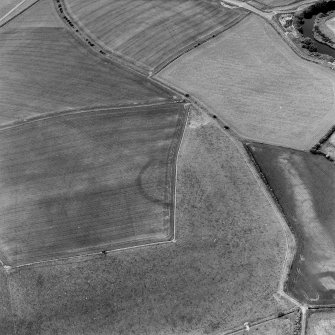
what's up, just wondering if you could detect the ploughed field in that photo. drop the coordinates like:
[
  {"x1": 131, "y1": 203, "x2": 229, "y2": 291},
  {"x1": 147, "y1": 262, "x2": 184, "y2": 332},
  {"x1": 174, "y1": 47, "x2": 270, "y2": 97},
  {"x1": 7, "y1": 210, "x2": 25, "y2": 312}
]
[
  {"x1": 157, "y1": 14, "x2": 335, "y2": 150},
  {"x1": 63, "y1": 0, "x2": 247, "y2": 73},
  {"x1": 248, "y1": 143, "x2": 335, "y2": 305},
  {"x1": 0, "y1": 104, "x2": 186, "y2": 267},
  {"x1": 0, "y1": 0, "x2": 171, "y2": 125}
]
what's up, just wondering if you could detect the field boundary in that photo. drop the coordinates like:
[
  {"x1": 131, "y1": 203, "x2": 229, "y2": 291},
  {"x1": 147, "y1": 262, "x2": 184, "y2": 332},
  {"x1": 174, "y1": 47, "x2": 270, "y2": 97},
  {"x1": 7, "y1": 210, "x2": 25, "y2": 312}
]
[
  {"x1": 150, "y1": 12, "x2": 250, "y2": 75},
  {"x1": 0, "y1": 0, "x2": 39, "y2": 28},
  {"x1": 222, "y1": 308, "x2": 299, "y2": 334},
  {"x1": 0, "y1": 101, "x2": 182, "y2": 133},
  {"x1": 6, "y1": 240, "x2": 176, "y2": 271},
  {"x1": 170, "y1": 104, "x2": 190, "y2": 241},
  {"x1": 243, "y1": 143, "x2": 305, "y2": 304}
]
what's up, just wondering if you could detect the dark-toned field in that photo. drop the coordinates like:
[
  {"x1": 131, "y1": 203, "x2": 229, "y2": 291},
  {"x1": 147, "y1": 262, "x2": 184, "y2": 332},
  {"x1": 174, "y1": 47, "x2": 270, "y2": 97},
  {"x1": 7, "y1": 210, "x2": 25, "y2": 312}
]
[
  {"x1": 0, "y1": 0, "x2": 172, "y2": 125},
  {"x1": 63, "y1": 0, "x2": 247, "y2": 73},
  {"x1": 0, "y1": 111, "x2": 293, "y2": 334},
  {"x1": 0, "y1": 103, "x2": 186, "y2": 267},
  {"x1": 248, "y1": 143, "x2": 335, "y2": 305}
]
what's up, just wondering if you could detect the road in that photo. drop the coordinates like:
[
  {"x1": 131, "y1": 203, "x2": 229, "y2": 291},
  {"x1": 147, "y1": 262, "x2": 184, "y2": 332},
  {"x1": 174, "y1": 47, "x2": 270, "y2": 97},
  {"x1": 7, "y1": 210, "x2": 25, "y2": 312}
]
[{"x1": 221, "y1": 0, "x2": 274, "y2": 20}]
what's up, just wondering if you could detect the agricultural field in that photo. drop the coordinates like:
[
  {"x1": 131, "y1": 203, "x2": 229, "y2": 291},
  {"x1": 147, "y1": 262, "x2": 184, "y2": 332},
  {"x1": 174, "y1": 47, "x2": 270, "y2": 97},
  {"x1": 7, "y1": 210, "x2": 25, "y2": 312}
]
[
  {"x1": 0, "y1": 0, "x2": 172, "y2": 125},
  {"x1": 306, "y1": 310, "x2": 335, "y2": 334},
  {"x1": 63, "y1": 0, "x2": 248, "y2": 73},
  {"x1": 248, "y1": 143, "x2": 335, "y2": 305},
  {"x1": 0, "y1": 103, "x2": 186, "y2": 267},
  {"x1": 3, "y1": 111, "x2": 294, "y2": 334},
  {"x1": 157, "y1": 14, "x2": 335, "y2": 150},
  {"x1": 0, "y1": 0, "x2": 23, "y2": 18}
]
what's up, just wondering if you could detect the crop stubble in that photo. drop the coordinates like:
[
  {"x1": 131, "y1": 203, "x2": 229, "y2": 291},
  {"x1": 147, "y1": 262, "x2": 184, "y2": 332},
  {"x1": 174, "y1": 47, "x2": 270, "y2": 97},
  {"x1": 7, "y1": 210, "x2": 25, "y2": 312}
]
[
  {"x1": 0, "y1": 104, "x2": 186, "y2": 266},
  {"x1": 63, "y1": 0, "x2": 247, "y2": 72},
  {"x1": 157, "y1": 14, "x2": 335, "y2": 150}
]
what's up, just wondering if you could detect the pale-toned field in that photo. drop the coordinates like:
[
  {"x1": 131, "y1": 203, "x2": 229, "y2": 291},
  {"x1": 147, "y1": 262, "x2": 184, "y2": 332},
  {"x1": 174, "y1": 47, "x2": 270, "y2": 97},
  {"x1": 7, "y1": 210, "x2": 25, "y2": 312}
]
[
  {"x1": 0, "y1": 104, "x2": 186, "y2": 266},
  {"x1": 157, "y1": 14, "x2": 335, "y2": 150},
  {"x1": 63, "y1": 0, "x2": 247, "y2": 72},
  {"x1": 3, "y1": 110, "x2": 294, "y2": 334},
  {"x1": 0, "y1": 0, "x2": 171, "y2": 125},
  {"x1": 307, "y1": 310, "x2": 335, "y2": 335}
]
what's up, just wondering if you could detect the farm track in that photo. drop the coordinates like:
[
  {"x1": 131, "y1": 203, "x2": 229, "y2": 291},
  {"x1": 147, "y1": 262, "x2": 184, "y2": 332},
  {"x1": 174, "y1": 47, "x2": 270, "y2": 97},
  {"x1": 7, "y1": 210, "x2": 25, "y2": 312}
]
[{"x1": 0, "y1": 0, "x2": 39, "y2": 27}]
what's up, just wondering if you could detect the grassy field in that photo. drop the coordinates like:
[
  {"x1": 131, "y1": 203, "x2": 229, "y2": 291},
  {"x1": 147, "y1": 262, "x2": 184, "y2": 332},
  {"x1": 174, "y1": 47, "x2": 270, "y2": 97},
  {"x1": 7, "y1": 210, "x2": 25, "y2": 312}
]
[
  {"x1": 0, "y1": 104, "x2": 186, "y2": 266},
  {"x1": 0, "y1": 0, "x2": 172, "y2": 125},
  {"x1": 248, "y1": 142, "x2": 335, "y2": 305},
  {"x1": 2, "y1": 110, "x2": 294, "y2": 334},
  {"x1": 157, "y1": 14, "x2": 335, "y2": 150},
  {"x1": 63, "y1": 0, "x2": 247, "y2": 73},
  {"x1": 307, "y1": 310, "x2": 335, "y2": 334}
]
